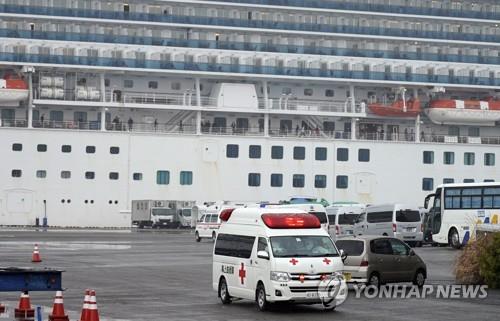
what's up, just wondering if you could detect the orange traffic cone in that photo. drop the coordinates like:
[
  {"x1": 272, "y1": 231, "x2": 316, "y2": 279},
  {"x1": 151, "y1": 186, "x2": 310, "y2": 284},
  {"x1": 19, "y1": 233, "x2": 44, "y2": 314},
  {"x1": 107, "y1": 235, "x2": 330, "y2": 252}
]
[
  {"x1": 79, "y1": 289, "x2": 91, "y2": 321},
  {"x1": 31, "y1": 244, "x2": 42, "y2": 263},
  {"x1": 14, "y1": 291, "x2": 34, "y2": 320},
  {"x1": 48, "y1": 291, "x2": 69, "y2": 321},
  {"x1": 87, "y1": 290, "x2": 100, "y2": 321}
]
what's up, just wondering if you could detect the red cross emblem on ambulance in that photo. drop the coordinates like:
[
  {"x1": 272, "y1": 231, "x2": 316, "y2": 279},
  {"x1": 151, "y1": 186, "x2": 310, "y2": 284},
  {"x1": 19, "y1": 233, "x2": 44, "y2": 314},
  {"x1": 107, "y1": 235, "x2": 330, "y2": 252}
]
[
  {"x1": 238, "y1": 262, "x2": 246, "y2": 285},
  {"x1": 289, "y1": 258, "x2": 299, "y2": 265},
  {"x1": 323, "y1": 257, "x2": 331, "y2": 265}
]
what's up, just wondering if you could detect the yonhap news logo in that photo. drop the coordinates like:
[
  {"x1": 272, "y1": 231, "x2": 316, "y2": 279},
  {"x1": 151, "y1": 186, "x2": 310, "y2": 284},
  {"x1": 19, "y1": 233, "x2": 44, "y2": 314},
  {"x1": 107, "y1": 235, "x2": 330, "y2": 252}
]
[
  {"x1": 352, "y1": 284, "x2": 489, "y2": 299},
  {"x1": 317, "y1": 272, "x2": 348, "y2": 309}
]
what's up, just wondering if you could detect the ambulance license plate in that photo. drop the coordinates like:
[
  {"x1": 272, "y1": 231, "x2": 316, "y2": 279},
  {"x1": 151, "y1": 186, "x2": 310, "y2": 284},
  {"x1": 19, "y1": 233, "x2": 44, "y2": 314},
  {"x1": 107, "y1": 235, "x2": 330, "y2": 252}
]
[
  {"x1": 306, "y1": 292, "x2": 319, "y2": 298},
  {"x1": 343, "y1": 272, "x2": 352, "y2": 281}
]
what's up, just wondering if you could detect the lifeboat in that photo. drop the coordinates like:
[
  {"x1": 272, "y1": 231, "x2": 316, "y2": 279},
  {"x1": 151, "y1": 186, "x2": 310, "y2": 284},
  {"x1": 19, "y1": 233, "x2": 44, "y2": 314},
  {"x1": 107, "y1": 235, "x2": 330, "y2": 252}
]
[
  {"x1": 368, "y1": 99, "x2": 421, "y2": 117},
  {"x1": 425, "y1": 99, "x2": 500, "y2": 126},
  {"x1": 0, "y1": 75, "x2": 29, "y2": 103}
]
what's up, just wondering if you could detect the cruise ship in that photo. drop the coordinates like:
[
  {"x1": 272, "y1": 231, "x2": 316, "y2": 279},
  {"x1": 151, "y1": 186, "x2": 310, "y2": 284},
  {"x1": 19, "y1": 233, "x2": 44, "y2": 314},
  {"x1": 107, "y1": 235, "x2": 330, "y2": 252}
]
[{"x1": 1, "y1": 0, "x2": 499, "y2": 227}]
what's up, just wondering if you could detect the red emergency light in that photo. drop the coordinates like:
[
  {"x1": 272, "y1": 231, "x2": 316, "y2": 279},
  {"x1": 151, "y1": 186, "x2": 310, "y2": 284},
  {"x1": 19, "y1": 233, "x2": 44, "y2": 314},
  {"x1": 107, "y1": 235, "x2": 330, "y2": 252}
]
[
  {"x1": 261, "y1": 213, "x2": 321, "y2": 229},
  {"x1": 219, "y1": 208, "x2": 235, "y2": 221}
]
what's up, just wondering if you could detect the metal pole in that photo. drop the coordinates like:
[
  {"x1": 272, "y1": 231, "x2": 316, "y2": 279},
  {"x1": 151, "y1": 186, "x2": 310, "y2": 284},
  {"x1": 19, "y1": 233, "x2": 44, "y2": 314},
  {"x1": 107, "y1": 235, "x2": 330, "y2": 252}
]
[{"x1": 27, "y1": 71, "x2": 33, "y2": 128}]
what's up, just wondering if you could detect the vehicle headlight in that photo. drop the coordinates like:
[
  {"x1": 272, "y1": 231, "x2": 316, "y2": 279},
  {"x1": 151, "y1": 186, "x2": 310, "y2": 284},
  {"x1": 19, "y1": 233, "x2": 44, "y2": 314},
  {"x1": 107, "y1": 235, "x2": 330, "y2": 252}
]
[{"x1": 270, "y1": 271, "x2": 290, "y2": 282}]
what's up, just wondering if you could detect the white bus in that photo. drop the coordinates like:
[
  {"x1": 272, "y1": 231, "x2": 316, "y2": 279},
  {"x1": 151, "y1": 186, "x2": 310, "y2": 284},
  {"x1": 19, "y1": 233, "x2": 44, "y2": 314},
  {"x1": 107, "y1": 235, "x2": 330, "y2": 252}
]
[{"x1": 424, "y1": 182, "x2": 500, "y2": 249}]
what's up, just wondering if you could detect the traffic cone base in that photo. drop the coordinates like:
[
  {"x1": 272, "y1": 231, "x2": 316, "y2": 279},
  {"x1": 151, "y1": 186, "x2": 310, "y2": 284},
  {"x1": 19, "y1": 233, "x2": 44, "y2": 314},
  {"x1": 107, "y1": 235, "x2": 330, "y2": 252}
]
[
  {"x1": 32, "y1": 244, "x2": 42, "y2": 263},
  {"x1": 49, "y1": 291, "x2": 69, "y2": 321}
]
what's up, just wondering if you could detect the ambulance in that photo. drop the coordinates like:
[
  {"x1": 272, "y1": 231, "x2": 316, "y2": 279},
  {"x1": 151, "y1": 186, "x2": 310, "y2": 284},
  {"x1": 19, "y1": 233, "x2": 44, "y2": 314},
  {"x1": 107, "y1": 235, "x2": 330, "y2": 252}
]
[{"x1": 213, "y1": 207, "x2": 346, "y2": 311}]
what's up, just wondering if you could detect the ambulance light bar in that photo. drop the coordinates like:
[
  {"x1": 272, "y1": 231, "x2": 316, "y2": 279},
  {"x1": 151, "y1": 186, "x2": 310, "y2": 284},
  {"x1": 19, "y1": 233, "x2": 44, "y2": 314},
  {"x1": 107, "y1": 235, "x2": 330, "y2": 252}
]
[
  {"x1": 261, "y1": 214, "x2": 321, "y2": 229},
  {"x1": 219, "y1": 208, "x2": 235, "y2": 221}
]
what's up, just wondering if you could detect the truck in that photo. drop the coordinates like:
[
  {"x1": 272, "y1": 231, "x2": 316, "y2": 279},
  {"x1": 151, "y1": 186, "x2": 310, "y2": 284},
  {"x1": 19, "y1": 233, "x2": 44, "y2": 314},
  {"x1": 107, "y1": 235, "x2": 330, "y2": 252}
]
[{"x1": 131, "y1": 200, "x2": 195, "y2": 228}]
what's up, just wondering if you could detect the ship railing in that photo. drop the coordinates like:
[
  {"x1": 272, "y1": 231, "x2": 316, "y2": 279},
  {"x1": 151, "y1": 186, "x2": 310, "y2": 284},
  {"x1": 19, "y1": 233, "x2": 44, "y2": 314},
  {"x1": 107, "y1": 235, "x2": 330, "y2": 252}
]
[
  {"x1": 105, "y1": 91, "x2": 217, "y2": 107},
  {"x1": 106, "y1": 122, "x2": 197, "y2": 134},
  {"x1": 260, "y1": 98, "x2": 366, "y2": 114},
  {"x1": 270, "y1": 128, "x2": 352, "y2": 139}
]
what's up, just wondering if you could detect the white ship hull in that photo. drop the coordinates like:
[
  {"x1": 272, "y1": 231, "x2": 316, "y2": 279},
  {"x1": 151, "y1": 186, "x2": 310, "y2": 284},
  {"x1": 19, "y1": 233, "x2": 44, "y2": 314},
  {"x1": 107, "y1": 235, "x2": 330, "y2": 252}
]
[{"x1": 425, "y1": 108, "x2": 500, "y2": 126}]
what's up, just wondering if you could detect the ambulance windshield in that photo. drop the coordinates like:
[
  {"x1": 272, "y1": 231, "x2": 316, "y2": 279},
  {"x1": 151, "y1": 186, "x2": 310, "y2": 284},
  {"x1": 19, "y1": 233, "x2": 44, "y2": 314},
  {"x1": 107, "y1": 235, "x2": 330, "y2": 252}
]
[{"x1": 269, "y1": 236, "x2": 338, "y2": 258}]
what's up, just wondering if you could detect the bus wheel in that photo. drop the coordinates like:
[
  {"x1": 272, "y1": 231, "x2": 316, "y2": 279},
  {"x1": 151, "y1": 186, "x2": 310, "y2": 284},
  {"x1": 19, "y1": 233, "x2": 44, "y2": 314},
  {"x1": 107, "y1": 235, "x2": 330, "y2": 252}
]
[
  {"x1": 218, "y1": 277, "x2": 231, "y2": 304},
  {"x1": 195, "y1": 231, "x2": 201, "y2": 242},
  {"x1": 212, "y1": 231, "x2": 217, "y2": 242},
  {"x1": 448, "y1": 228, "x2": 461, "y2": 249}
]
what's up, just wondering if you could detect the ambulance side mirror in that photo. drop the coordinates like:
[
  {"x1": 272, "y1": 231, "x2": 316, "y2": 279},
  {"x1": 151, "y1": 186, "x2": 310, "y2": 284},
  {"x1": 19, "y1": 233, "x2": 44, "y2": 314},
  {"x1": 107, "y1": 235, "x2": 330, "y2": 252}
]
[
  {"x1": 257, "y1": 251, "x2": 269, "y2": 260},
  {"x1": 340, "y1": 249, "x2": 348, "y2": 263}
]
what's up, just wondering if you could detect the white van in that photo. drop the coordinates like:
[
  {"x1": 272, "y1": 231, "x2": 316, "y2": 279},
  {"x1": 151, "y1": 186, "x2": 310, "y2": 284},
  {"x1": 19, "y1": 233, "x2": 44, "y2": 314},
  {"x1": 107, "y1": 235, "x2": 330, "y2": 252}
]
[
  {"x1": 194, "y1": 205, "x2": 222, "y2": 242},
  {"x1": 326, "y1": 205, "x2": 366, "y2": 240},
  {"x1": 213, "y1": 207, "x2": 345, "y2": 311},
  {"x1": 353, "y1": 204, "x2": 423, "y2": 247},
  {"x1": 265, "y1": 203, "x2": 329, "y2": 232}
]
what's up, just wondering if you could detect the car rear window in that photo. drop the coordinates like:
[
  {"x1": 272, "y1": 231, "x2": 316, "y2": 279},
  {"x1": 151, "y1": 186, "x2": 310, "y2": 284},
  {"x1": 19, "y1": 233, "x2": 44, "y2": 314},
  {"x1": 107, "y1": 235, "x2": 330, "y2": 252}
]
[
  {"x1": 335, "y1": 240, "x2": 364, "y2": 256},
  {"x1": 367, "y1": 211, "x2": 393, "y2": 223},
  {"x1": 310, "y1": 211, "x2": 328, "y2": 224},
  {"x1": 338, "y1": 214, "x2": 358, "y2": 225},
  {"x1": 396, "y1": 210, "x2": 421, "y2": 222}
]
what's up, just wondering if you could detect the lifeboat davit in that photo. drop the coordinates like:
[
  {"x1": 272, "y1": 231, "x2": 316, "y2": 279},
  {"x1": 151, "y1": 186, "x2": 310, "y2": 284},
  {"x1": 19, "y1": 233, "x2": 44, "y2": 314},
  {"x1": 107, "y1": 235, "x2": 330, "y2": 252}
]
[
  {"x1": 425, "y1": 99, "x2": 500, "y2": 126},
  {"x1": 0, "y1": 75, "x2": 29, "y2": 103},
  {"x1": 368, "y1": 99, "x2": 421, "y2": 117}
]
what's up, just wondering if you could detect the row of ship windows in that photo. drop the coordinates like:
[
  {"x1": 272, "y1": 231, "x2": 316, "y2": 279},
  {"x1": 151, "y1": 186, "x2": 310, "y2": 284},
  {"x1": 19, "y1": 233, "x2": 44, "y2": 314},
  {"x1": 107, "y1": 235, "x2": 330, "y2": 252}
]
[
  {"x1": 10, "y1": 170, "x2": 194, "y2": 185},
  {"x1": 12, "y1": 143, "x2": 119, "y2": 154},
  {"x1": 423, "y1": 151, "x2": 496, "y2": 166},
  {"x1": 247, "y1": 173, "x2": 347, "y2": 189},
  {"x1": 227, "y1": 145, "x2": 370, "y2": 162},
  {"x1": 422, "y1": 178, "x2": 496, "y2": 191}
]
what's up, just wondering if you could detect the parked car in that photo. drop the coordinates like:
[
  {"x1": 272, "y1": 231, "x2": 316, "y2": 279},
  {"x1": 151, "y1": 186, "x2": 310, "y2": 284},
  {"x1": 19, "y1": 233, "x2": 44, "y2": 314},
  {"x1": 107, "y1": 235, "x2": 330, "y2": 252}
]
[{"x1": 335, "y1": 235, "x2": 427, "y2": 288}]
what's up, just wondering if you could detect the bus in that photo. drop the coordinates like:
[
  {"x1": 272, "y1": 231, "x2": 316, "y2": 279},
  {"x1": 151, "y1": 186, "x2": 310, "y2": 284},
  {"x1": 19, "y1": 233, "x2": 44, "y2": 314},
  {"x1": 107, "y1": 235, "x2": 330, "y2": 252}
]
[{"x1": 424, "y1": 182, "x2": 500, "y2": 249}]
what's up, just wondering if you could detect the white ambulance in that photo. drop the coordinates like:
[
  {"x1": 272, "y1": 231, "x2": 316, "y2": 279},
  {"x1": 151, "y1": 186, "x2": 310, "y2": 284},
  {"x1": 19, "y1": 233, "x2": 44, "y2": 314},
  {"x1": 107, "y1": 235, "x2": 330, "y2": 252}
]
[
  {"x1": 194, "y1": 205, "x2": 222, "y2": 242},
  {"x1": 213, "y1": 207, "x2": 345, "y2": 311}
]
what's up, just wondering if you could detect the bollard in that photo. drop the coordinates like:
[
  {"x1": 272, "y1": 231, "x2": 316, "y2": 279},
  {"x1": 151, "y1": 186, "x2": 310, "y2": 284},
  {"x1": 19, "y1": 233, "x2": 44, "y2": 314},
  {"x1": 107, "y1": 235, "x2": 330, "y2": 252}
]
[{"x1": 36, "y1": 306, "x2": 42, "y2": 321}]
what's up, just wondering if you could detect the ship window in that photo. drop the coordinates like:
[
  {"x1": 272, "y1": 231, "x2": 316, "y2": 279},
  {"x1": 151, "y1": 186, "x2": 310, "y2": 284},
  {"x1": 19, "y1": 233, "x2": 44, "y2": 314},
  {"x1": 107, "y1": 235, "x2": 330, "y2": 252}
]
[
  {"x1": 282, "y1": 87, "x2": 292, "y2": 95},
  {"x1": 463, "y1": 179, "x2": 475, "y2": 183},
  {"x1": 12, "y1": 143, "x2": 22, "y2": 151},
  {"x1": 36, "y1": 170, "x2": 47, "y2": 178},
  {"x1": 248, "y1": 173, "x2": 261, "y2": 187},
  {"x1": 86, "y1": 146, "x2": 96, "y2": 154},
  {"x1": 37, "y1": 144, "x2": 47, "y2": 152},
  {"x1": 468, "y1": 127, "x2": 480, "y2": 137},
  {"x1": 11, "y1": 169, "x2": 22, "y2": 178},
  {"x1": 293, "y1": 174, "x2": 305, "y2": 188},
  {"x1": 133, "y1": 173, "x2": 143, "y2": 181},
  {"x1": 315, "y1": 147, "x2": 327, "y2": 161},
  {"x1": 443, "y1": 152, "x2": 455, "y2": 165},
  {"x1": 443, "y1": 178, "x2": 454, "y2": 184},
  {"x1": 85, "y1": 171, "x2": 95, "y2": 180},
  {"x1": 226, "y1": 144, "x2": 239, "y2": 158},
  {"x1": 464, "y1": 152, "x2": 475, "y2": 165},
  {"x1": 180, "y1": 171, "x2": 193, "y2": 185},
  {"x1": 109, "y1": 172, "x2": 119, "y2": 180},
  {"x1": 315, "y1": 175, "x2": 327, "y2": 188},
  {"x1": 156, "y1": 170, "x2": 170, "y2": 185},
  {"x1": 358, "y1": 149, "x2": 370, "y2": 162},
  {"x1": 304, "y1": 88, "x2": 313, "y2": 96},
  {"x1": 293, "y1": 146, "x2": 305, "y2": 160},
  {"x1": 423, "y1": 151, "x2": 434, "y2": 164},
  {"x1": 336, "y1": 175, "x2": 348, "y2": 189},
  {"x1": 484, "y1": 179, "x2": 495, "y2": 182},
  {"x1": 325, "y1": 89, "x2": 334, "y2": 97},
  {"x1": 270, "y1": 174, "x2": 283, "y2": 187},
  {"x1": 123, "y1": 79, "x2": 134, "y2": 88},
  {"x1": 249, "y1": 145, "x2": 261, "y2": 159},
  {"x1": 61, "y1": 145, "x2": 71, "y2": 153},
  {"x1": 110, "y1": 146, "x2": 120, "y2": 154},
  {"x1": 337, "y1": 148, "x2": 349, "y2": 161},
  {"x1": 485, "y1": 153, "x2": 495, "y2": 166},
  {"x1": 104, "y1": 79, "x2": 110, "y2": 87},
  {"x1": 171, "y1": 82, "x2": 181, "y2": 90},
  {"x1": 422, "y1": 178, "x2": 434, "y2": 191},
  {"x1": 61, "y1": 171, "x2": 71, "y2": 179},
  {"x1": 271, "y1": 146, "x2": 283, "y2": 159},
  {"x1": 148, "y1": 81, "x2": 158, "y2": 89}
]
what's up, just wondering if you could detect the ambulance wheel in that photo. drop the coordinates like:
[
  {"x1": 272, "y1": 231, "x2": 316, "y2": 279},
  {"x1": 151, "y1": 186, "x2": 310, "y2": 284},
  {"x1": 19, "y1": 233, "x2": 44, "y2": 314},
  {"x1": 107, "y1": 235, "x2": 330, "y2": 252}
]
[
  {"x1": 212, "y1": 231, "x2": 217, "y2": 242},
  {"x1": 218, "y1": 277, "x2": 231, "y2": 304},
  {"x1": 195, "y1": 231, "x2": 201, "y2": 242},
  {"x1": 256, "y1": 283, "x2": 268, "y2": 311}
]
